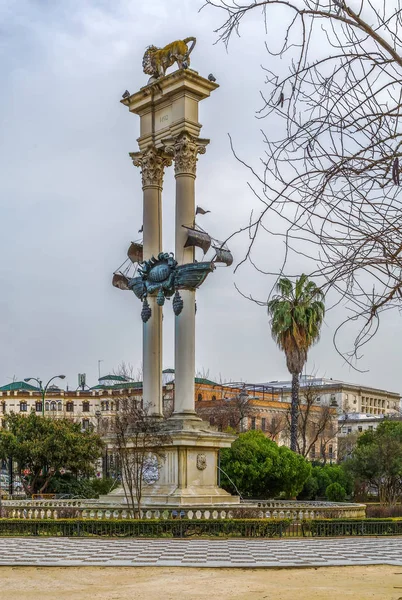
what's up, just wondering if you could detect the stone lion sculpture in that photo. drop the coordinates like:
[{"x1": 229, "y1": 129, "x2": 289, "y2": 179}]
[{"x1": 142, "y1": 37, "x2": 196, "y2": 79}]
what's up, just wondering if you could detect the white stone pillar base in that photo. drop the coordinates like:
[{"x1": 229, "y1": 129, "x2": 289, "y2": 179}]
[{"x1": 102, "y1": 429, "x2": 240, "y2": 506}]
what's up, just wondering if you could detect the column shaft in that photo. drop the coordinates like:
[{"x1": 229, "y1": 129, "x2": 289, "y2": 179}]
[
  {"x1": 174, "y1": 173, "x2": 196, "y2": 416},
  {"x1": 142, "y1": 185, "x2": 163, "y2": 417},
  {"x1": 131, "y1": 147, "x2": 171, "y2": 418}
]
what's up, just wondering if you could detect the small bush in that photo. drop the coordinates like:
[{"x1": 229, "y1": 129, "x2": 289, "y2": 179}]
[
  {"x1": 47, "y1": 475, "x2": 118, "y2": 499},
  {"x1": 366, "y1": 504, "x2": 402, "y2": 518},
  {"x1": 326, "y1": 482, "x2": 346, "y2": 502}
]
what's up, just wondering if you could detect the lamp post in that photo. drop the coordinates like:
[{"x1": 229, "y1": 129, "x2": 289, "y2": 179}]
[
  {"x1": 95, "y1": 409, "x2": 108, "y2": 478},
  {"x1": 24, "y1": 375, "x2": 66, "y2": 417}
]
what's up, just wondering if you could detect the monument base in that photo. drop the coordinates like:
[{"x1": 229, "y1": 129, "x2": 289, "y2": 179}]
[{"x1": 101, "y1": 418, "x2": 240, "y2": 507}]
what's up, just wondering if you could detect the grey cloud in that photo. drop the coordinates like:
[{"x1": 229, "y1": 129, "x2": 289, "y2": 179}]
[{"x1": 0, "y1": 0, "x2": 399, "y2": 394}]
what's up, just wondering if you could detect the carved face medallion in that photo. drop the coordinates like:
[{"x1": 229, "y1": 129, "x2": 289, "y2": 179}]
[{"x1": 196, "y1": 453, "x2": 207, "y2": 471}]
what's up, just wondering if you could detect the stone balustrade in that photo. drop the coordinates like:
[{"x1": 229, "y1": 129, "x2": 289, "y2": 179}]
[{"x1": 0, "y1": 499, "x2": 366, "y2": 520}]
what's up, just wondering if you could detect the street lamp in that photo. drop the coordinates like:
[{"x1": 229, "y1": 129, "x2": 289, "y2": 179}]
[
  {"x1": 24, "y1": 375, "x2": 66, "y2": 417},
  {"x1": 94, "y1": 409, "x2": 108, "y2": 479}
]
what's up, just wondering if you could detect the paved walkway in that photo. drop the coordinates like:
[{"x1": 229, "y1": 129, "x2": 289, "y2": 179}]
[{"x1": 0, "y1": 537, "x2": 401, "y2": 567}]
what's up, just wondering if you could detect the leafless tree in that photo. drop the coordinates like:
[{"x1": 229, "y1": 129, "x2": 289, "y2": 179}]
[
  {"x1": 337, "y1": 431, "x2": 359, "y2": 462},
  {"x1": 113, "y1": 361, "x2": 142, "y2": 383},
  {"x1": 197, "y1": 385, "x2": 254, "y2": 431},
  {"x1": 265, "y1": 412, "x2": 287, "y2": 440},
  {"x1": 205, "y1": 1, "x2": 402, "y2": 365},
  {"x1": 281, "y1": 383, "x2": 338, "y2": 458},
  {"x1": 111, "y1": 398, "x2": 171, "y2": 518}
]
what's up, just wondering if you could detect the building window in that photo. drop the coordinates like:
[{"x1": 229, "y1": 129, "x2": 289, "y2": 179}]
[
  {"x1": 212, "y1": 395, "x2": 216, "y2": 402},
  {"x1": 101, "y1": 401, "x2": 109, "y2": 411},
  {"x1": 358, "y1": 426, "x2": 362, "y2": 433},
  {"x1": 82, "y1": 419, "x2": 90, "y2": 430},
  {"x1": 316, "y1": 396, "x2": 321, "y2": 403},
  {"x1": 50, "y1": 401, "x2": 57, "y2": 412},
  {"x1": 57, "y1": 402, "x2": 62, "y2": 411},
  {"x1": 66, "y1": 402, "x2": 74, "y2": 413},
  {"x1": 251, "y1": 417, "x2": 256, "y2": 430},
  {"x1": 19, "y1": 401, "x2": 27, "y2": 412},
  {"x1": 1, "y1": 401, "x2": 6, "y2": 413},
  {"x1": 311, "y1": 445, "x2": 316, "y2": 459},
  {"x1": 368, "y1": 425, "x2": 373, "y2": 431},
  {"x1": 82, "y1": 401, "x2": 90, "y2": 412},
  {"x1": 261, "y1": 417, "x2": 266, "y2": 431},
  {"x1": 35, "y1": 402, "x2": 42, "y2": 413},
  {"x1": 347, "y1": 427, "x2": 352, "y2": 434},
  {"x1": 45, "y1": 401, "x2": 50, "y2": 412},
  {"x1": 197, "y1": 393, "x2": 203, "y2": 402},
  {"x1": 328, "y1": 445, "x2": 334, "y2": 459}
]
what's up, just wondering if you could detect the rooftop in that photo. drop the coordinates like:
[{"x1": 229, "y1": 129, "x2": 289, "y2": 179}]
[
  {"x1": 0, "y1": 381, "x2": 40, "y2": 392},
  {"x1": 254, "y1": 376, "x2": 400, "y2": 397}
]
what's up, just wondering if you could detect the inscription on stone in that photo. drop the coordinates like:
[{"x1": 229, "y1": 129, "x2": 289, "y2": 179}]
[{"x1": 155, "y1": 107, "x2": 171, "y2": 131}]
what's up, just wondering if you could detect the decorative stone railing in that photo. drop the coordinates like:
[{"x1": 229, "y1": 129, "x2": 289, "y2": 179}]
[{"x1": 0, "y1": 499, "x2": 366, "y2": 520}]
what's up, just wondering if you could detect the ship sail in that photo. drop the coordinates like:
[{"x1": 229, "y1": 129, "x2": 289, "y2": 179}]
[
  {"x1": 112, "y1": 273, "x2": 130, "y2": 290},
  {"x1": 212, "y1": 243, "x2": 233, "y2": 266},
  {"x1": 183, "y1": 225, "x2": 211, "y2": 254},
  {"x1": 127, "y1": 241, "x2": 143, "y2": 264}
]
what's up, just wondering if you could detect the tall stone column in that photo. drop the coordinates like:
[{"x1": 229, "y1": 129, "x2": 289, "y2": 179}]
[
  {"x1": 131, "y1": 146, "x2": 171, "y2": 417},
  {"x1": 167, "y1": 133, "x2": 209, "y2": 418}
]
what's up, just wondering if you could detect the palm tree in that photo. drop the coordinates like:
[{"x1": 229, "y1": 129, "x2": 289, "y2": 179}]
[{"x1": 267, "y1": 274, "x2": 325, "y2": 452}]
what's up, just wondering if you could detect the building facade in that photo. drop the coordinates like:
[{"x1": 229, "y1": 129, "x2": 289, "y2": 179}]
[
  {"x1": 259, "y1": 376, "x2": 401, "y2": 416},
  {"x1": 1, "y1": 373, "x2": 399, "y2": 464},
  {"x1": 0, "y1": 374, "x2": 338, "y2": 461}
]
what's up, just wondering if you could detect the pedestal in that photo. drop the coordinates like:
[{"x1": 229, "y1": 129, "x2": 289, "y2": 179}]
[{"x1": 102, "y1": 424, "x2": 239, "y2": 506}]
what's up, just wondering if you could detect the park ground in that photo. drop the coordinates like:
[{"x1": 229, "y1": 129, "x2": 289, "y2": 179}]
[{"x1": 1, "y1": 565, "x2": 401, "y2": 599}]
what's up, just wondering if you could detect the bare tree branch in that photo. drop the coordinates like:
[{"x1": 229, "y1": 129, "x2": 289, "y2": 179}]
[{"x1": 205, "y1": 0, "x2": 402, "y2": 365}]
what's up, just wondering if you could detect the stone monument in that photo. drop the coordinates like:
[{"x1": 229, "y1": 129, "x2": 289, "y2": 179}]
[{"x1": 109, "y1": 38, "x2": 238, "y2": 506}]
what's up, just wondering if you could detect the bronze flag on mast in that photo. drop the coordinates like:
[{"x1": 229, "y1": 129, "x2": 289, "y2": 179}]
[{"x1": 196, "y1": 205, "x2": 211, "y2": 215}]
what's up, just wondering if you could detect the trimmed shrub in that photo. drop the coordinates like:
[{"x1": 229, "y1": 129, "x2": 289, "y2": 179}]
[
  {"x1": 326, "y1": 482, "x2": 346, "y2": 502},
  {"x1": 0, "y1": 518, "x2": 291, "y2": 538}
]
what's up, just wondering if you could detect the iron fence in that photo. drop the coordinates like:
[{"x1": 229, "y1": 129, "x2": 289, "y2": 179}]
[
  {"x1": 307, "y1": 519, "x2": 402, "y2": 537},
  {"x1": 0, "y1": 518, "x2": 400, "y2": 538},
  {"x1": 0, "y1": 518, "x2": 292, "y2": 538}
]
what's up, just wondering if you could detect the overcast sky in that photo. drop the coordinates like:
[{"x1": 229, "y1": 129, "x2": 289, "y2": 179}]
[{"x1": 0, "y1": 0, "x2": 400, "y2": 393}]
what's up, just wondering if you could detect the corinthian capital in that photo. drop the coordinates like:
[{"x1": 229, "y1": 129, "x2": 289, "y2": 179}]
[
  {"x1": 130, "y1": 145, "x2": 172, "y2": 189},
  {"x1": 163, "y1": 132, "x2": 209, "y2": 177}
]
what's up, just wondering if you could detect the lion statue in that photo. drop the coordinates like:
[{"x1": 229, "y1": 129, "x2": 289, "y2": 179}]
[{"x1": 142, "y1": 37, "x2": 196, "y2": 79}]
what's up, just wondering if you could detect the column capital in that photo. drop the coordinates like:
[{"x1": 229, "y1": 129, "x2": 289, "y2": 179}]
[
  {"x1": 163, "y1": 132, "x2": 210, "y2": 177},
  {"x1": 130, "y1": 145, "x2": 172, "y2": 189}
]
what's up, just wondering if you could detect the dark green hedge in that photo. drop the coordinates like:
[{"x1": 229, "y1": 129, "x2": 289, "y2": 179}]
[
  {"x1": 0, "y1": 518, "x2": 401, "y2": 538},
  {"x1": 0, "y1": 518, "x2": 291, "y2": 538},
  {"x1": 304, "y1": 518, "x2": 402, "y2": 537}
]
